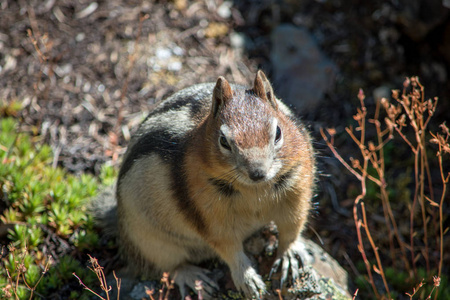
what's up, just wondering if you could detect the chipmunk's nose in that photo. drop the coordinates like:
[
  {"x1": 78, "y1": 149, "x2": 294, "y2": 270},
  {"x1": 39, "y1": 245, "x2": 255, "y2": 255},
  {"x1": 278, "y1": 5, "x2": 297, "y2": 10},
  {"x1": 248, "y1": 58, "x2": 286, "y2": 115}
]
[
  {"x1": 240, "y1": 149, "x2": 272, "y2": 182},
  {"x1": 248, "y1": 169, "x2": 266, "y2": 182}
]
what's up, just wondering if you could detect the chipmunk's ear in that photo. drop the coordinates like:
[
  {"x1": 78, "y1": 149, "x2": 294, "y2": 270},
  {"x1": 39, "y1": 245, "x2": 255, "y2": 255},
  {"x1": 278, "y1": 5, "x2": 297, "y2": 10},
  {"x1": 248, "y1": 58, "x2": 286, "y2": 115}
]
[
  {"x1": 253, "y1": 70, "x2": 277, "y2": 110},
  {"x1": 212, "y1": 76, "x2": 233, "y2": 117}
]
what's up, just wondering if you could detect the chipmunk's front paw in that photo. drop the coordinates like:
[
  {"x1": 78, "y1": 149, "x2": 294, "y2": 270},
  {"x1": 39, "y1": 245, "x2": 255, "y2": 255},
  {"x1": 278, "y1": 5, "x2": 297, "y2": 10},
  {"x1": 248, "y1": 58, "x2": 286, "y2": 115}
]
[
  {"x1": 232, "y1": 266, "x2": 266, "y2": 299},
  {"x1": 269, "y1": 240, "x2": 309, "y2": 288},
  {"x1": 173, "y1": 265, "x2": 219, "y2": 299}
]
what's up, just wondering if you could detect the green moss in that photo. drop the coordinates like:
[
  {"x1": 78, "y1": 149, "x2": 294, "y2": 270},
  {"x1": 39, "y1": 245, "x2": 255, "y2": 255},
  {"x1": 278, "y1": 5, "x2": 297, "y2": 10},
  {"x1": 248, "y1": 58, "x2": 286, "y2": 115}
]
[
  {"x1": 0, "y1": 99, "x2": 22, "y2": 117},
  {"x1": 0, "y1": 117, "x2": 115, "y2": 299}
]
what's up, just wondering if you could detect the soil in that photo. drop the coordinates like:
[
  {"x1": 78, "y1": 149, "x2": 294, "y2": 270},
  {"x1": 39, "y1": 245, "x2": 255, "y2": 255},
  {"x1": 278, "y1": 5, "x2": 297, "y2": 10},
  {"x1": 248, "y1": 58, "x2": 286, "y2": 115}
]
[{"x1": 1, "y1": 0, "x2": 449, "y2": 299}]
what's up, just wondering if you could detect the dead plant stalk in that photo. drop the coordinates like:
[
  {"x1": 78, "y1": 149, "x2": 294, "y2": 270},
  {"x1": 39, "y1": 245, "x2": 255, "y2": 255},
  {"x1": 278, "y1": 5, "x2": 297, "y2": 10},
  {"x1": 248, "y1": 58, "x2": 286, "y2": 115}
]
[
  {"x1": 322, "y1": 77, "x2": 447, "y2": 299},
  {"x1": 430, "y1": 123, "x2": 450, "y2": 300}
]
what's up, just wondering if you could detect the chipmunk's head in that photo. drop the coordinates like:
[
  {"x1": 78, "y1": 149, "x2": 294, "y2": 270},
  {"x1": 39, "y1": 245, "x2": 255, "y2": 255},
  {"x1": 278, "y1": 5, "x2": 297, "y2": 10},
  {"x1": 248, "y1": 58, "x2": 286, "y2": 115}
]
[{"x1": 208, "y1": 70, "x2": 292, "y2": 185}]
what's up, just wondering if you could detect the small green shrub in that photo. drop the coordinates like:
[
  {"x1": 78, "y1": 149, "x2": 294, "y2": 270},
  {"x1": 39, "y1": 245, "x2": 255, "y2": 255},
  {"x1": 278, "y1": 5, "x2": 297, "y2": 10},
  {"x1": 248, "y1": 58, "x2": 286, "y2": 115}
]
[{"x1": 0, "y1": 117, "x2": 115, "y2": 299}]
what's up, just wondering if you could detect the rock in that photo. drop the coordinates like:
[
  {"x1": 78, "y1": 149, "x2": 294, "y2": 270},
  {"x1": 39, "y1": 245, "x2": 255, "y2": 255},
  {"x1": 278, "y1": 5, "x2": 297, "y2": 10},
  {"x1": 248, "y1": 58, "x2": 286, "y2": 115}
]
[
  {"x1": 296, "y1": 236, "x2": 351, "y2": 300},
  {"x1": 148, "y1": 43, "x2": 184, "y2": 73},
  {"x1": 270, "y1": 24, "x2": 337, "y2": 113},
  {"x1": 104, "y1": 277, "x2": 158, "y2": 300},
  {"x1": 129, "y1": 281, "x2": 158, "y2": 299},
  {"x1": 373, "y1": 86, "x2": 392, "y2": 103},
  {"x1": 217, "y1": 1, "x2": 233, "y2": 19},
  {"x1": 108, "y1": 229, "x2": 351, "y2": 300},
  {"x1": 244, "y1": 229, "x2": 351, "y2": 300},
  {"x1": 230, "y1": 32, "x2": 246, "y2": 50}
]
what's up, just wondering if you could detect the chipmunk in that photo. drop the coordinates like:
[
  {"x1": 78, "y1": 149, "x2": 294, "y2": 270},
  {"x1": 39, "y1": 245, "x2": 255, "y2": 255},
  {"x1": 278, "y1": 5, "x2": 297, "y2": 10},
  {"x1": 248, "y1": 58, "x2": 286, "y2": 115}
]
[{"x1": 115, "y1": 71, "x2": 316, "y2": 299}]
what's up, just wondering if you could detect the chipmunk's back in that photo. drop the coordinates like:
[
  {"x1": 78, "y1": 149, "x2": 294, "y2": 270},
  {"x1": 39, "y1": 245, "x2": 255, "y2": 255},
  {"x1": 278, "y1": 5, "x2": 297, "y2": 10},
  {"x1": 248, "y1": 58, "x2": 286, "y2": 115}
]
[{"x1": 119, "y1": 83, "x2": 214, "y2": 173}]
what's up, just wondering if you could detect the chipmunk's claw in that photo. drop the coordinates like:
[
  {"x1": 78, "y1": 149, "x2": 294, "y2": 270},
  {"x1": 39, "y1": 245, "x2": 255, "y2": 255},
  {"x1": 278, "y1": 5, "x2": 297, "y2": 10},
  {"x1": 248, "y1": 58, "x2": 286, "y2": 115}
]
[
  {"x1": 174, "y1": 265, "x2": 219, "y2": 300},
  {"x1": 270, "y1": 240, "x2": 307, "y2": 288},
  {"x1": 233, "y1": 266, "x2": 266, "y2": 299}
]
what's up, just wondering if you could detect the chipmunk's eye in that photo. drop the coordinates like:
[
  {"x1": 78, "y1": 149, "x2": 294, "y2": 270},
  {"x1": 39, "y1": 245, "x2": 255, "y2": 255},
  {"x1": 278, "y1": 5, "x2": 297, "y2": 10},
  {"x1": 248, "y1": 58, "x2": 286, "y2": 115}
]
[
  {"x1": 219, "y1": 135, "x2": 232, "y2": 151},
  {"x1": 275, "y1": 126, "x2": 282, "y2": 144}
]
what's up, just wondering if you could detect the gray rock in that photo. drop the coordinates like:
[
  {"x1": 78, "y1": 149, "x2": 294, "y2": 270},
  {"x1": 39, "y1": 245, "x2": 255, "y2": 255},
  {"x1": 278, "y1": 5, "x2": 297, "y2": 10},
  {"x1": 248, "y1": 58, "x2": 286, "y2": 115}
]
[
  {"x1": 444, "y1": 0, "x2": 450, "y2": 8},
  {"x1": 373, "y1": 86, "x2": 392, "y2": 103},
  {"x1": 245, "y1": 230, "x2": 351, "y2": 300},
  {"x1": 129, "y1": 281, "x2": 158, "y2": 299},
  {"x1": 270, "y1": 25, "x2": 337, "y2": 113}
]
